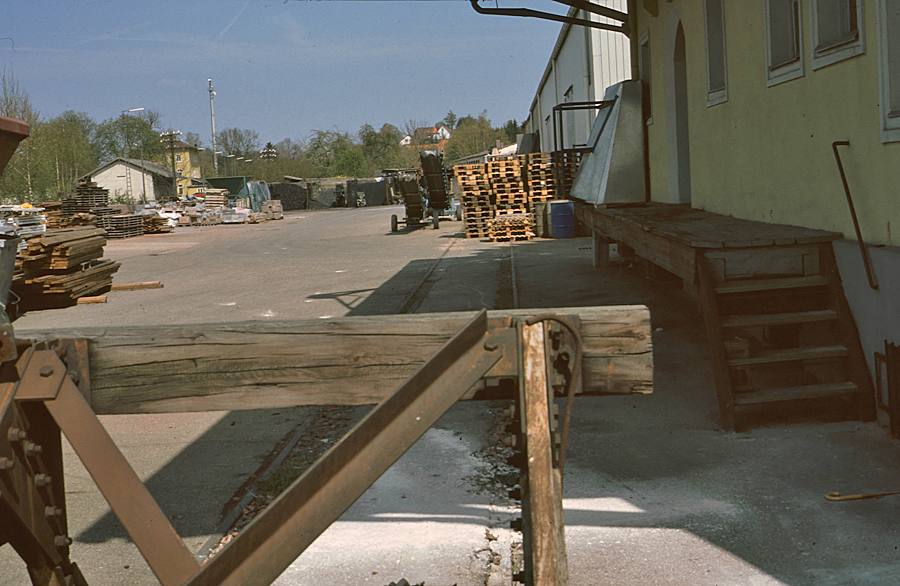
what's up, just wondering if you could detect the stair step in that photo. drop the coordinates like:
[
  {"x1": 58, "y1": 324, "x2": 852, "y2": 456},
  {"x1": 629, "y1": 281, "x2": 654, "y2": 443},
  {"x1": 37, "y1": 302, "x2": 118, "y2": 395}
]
[
  {"x1": 722, "y1": 309, "x2": 838, "y2": 328},
  {"x1": 735, "y1": 382, "x2": 859, "y2": 406},
  {"x1": 728, "y1": 345, "x2": 848, "y2": 367},
  {"x1": 715, "y1": 275, "x2": 828, "y2": 294}
]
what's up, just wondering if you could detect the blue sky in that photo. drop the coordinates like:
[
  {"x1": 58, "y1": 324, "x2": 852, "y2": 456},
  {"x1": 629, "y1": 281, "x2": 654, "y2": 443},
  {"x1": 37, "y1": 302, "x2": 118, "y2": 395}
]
[{"x1": 3, "y1": 0, "x2": 564, "y2": 147}]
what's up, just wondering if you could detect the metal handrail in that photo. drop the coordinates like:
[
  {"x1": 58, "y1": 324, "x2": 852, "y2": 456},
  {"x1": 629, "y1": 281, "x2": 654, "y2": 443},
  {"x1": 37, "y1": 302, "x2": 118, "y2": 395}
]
[{"x1": 832, "y1": 141, "x2": 878, "y2": 290}]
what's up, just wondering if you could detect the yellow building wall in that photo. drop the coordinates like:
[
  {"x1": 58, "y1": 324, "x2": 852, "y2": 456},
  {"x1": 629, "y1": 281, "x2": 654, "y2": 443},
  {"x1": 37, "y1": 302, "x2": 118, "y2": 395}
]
[
  {"x1": 638, "y1": 0, "x2": 899, "y2": 246},
  {"x1": 173, "y1": 147, "x2": 200, "y2": 196}
]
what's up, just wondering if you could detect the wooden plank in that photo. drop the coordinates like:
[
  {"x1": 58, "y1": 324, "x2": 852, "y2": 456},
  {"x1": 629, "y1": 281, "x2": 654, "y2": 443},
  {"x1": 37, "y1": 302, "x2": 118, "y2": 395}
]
[
  {"x1": 722, "y1": 309, "x2": 838, "y2": 329},
  {"x1": 110, "y1": 281, "x2": 164, "y2": 292},
  {"x1": 581, "y1": 207, "x2": 695, "y2": 282},
  {"x1": 76, "y1": 296, "x2": 107, "y2": 305},
  {"x1": 728, "y1": 345, "x2": 849, "y2": 367},
  {"x1": 714, "y1": 275, "x2": 828, "y2": 294},
  {"x1": 734, "y1": 382, "x2": 858, "y2": 406},
  {"x1": 521, "y1": 321, "x2": 568, "y2": 586},
  {"x1": 696, "y1": 254, "x2": 737, "y2": 431},
  {"x1": 19, "y1": 306, "x2": 652, "y2": 415}
]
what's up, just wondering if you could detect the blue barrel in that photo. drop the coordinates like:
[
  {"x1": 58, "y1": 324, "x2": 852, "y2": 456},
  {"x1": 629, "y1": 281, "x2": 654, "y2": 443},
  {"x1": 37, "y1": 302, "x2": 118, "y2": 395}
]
[{"x1": 549, "y1": 200, "x2": 575, "y2": 238}]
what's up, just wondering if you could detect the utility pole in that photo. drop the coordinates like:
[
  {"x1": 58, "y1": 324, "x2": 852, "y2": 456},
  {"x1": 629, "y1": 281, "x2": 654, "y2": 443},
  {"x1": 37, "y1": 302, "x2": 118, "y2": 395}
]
[
  {"x1": 161, "y1": 130, "x2": 182, "y2": 199},
  {"x1": 209, "y1": 78, "x2": 218, "y2": 176}
]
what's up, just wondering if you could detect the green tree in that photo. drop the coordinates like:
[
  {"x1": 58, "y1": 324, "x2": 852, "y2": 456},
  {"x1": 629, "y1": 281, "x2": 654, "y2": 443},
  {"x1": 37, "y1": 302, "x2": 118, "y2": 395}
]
[
  {"x1": 0, "y1": 67, "x2": 42, "y2": 202},
  {"x1": 217, "y1": 127, "x2": 260, "y2": 158},
  {"x1": 500, "y1": 119, "x2": 522, "y2": 145},
  {"x1": 444, "y1": 111, "x2": 500, "y2": 163},
  {"x1": 441, "y1": 110, "x2": 458, "y2": 130},
  {"x1": 93, "y1": 112, "x2": 164, "y2": 163},
  {"x1": 334, "y1": 147, "x2": 366, "y2": 177},
  {"x1": 39, "y1": 111, "x2": 98, "y2": 194}
]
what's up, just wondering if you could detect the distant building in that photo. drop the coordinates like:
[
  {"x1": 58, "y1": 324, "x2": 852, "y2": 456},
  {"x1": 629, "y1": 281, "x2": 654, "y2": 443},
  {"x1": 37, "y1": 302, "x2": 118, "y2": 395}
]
[
  {"x1": 401, "y1": 126, "x2": 452, "y2": 150},
  {"x1": 80, "y1": 158, "x2": 173, "y2": 203},
  {"x1": 162, "y1": 140, "x2": 202, "y2": 197}
]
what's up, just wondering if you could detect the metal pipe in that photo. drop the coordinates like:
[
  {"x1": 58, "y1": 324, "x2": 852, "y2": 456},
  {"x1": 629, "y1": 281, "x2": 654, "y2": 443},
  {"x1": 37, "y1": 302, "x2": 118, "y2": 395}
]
[{"x1": 832, "y1": 141, "x2": 878, "y2": 290}]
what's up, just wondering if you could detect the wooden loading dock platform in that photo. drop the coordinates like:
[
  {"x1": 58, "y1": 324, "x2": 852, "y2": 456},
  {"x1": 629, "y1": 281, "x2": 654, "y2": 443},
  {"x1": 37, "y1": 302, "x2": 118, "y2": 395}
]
[{"x1": 576, "y1": 202, "x2": 876, "y2": 431}]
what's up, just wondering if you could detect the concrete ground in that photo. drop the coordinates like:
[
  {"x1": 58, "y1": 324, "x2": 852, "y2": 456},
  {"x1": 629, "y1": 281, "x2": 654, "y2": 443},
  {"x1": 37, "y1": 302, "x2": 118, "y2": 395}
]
[{"x1": 3, "y1": 205, "x2": 900, "y2": 585}]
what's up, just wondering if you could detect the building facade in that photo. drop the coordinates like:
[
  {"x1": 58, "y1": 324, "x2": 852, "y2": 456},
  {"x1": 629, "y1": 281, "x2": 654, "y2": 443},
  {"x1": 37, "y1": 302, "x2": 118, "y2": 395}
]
[
  {"x1": 633, "y1": 0, "x2": 899, "y2": 401},
  {"x1": 82, "y1": 158, "x2": 173, "y2": 203},
  {"x1": 524, "y1": 1, "x2": 632, "y2": 152}
]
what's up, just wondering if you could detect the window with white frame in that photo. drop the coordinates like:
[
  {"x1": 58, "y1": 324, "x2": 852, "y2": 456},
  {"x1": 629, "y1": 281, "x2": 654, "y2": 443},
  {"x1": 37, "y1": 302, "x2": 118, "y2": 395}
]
[
  {"x1": 704, "y1": 0, "x2": 728, "y2": 105},
  {"x1": 765, "y1": 0, "x2": 804, "y2": 86},
  {"x1": 878, "y1": 0, "x2": 900, "y2": 142},
  {"x1": 640, "y1": 33, "x2": 652, "y2": 123},
  {"x1": 175, "y1": 153, "x2": 182, "y2": 163},
  {"x1": 811, "y1": 0, "x2": 864, "y2": 69}
]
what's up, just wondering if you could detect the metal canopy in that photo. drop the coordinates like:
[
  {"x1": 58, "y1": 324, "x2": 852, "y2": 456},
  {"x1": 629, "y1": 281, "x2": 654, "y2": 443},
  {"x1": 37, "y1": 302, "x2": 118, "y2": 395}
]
[{"x1": 469, "y1": 0, "x2": 630, "y2": 35}]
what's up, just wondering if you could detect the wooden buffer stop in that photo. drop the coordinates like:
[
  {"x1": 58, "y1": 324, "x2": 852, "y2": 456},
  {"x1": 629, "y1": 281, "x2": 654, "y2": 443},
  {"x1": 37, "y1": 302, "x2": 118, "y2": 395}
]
[{"x1": 0, "y1": 305, "x2": 652, "y2": 586}]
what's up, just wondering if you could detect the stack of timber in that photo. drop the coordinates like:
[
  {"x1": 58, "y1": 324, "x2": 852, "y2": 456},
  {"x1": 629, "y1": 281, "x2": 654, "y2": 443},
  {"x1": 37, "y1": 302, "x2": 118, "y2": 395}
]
[
  {"x1": 142, "y1": 213, "x2": 174, "y2": 234},
  {"x1": 525, "y1": 152, "x2": 556, "y2": 204},
  {"x1": 13, "y1": 226, "x2": 121, "y2": 309},
  {"x1": 105, "y1": 215, "x2": 144, "y2": 239},
  {"x1": 62, "y1": 181, "x2": 109, "y2": 215},
  {"x1": 204, "y1": 193, "x2": 228, "y2": 208},
  {"x1": 456, "y1": 163, "x2": 494, "y2": 238},
  {"x1": 42, "y1": 201, "x2": 65, "y2": 230},
  {"x1": 488, "y1": 213, "x2": 534, "y2": 242}
]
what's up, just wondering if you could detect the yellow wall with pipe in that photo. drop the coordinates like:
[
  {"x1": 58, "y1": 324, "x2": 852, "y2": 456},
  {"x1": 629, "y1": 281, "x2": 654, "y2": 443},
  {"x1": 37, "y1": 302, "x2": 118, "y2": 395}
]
[{"x1": 638, "y1": 0, "x2": 899, "y2": 246}]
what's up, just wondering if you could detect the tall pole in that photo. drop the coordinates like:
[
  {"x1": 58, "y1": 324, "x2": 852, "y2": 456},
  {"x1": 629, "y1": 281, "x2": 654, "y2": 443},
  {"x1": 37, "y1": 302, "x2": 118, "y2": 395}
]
[
  {"x1": 121, "y1": 107, "x2": 144, "y2": 200},
  {"x1": 209, "y1": 78, "x2": 218, "y2": 176},
  {"x1": 161, "y1": 130, "x2": 182, "y2": 199}
]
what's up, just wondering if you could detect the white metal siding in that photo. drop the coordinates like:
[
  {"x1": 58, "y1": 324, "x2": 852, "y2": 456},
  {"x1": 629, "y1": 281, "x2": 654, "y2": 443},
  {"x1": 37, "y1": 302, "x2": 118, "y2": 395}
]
[{"x1": 526, "y1": 2, "x2": 631, "y2": 153}]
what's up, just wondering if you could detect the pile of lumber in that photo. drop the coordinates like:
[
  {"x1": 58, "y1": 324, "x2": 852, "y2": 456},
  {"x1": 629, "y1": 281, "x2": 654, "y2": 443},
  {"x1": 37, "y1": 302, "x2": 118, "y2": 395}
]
[
  {"x1": 204, "y1": 193, "x2": 228, "y2": 208},
  {"x1": 41, "y1": 201, "x2": 65, "y2": 230},
  {"x1": 12, "y1": 226, "x2": 120, "y2": 309},
  {"x1": 143, "y1": 213, "x2": 174, "y2": 234},
  {"x1": 61, "y1": 181, "x2": 109, "y2": 215},
  {"x1": 105, "y1": 215, "x2": 144, "y2": 239}
]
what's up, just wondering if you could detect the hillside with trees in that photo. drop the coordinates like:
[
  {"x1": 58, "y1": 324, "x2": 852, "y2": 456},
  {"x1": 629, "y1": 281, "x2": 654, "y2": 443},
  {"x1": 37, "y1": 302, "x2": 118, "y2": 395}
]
[{"x1": 1, "y1": 69, "x2": 523, "y2": 204}]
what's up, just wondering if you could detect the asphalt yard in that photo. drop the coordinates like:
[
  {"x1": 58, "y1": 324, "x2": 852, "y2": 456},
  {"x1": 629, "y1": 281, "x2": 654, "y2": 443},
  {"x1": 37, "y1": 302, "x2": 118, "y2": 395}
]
[{"x1": 3, "y1": 205, "x2": 899, "y2": 586}]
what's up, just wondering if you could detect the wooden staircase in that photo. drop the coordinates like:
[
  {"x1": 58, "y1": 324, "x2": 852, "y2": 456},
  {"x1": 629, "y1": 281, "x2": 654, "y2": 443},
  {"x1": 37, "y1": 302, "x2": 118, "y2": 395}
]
[{"x1": 697, "y1": 244, "x2": 875, "y2": 431}]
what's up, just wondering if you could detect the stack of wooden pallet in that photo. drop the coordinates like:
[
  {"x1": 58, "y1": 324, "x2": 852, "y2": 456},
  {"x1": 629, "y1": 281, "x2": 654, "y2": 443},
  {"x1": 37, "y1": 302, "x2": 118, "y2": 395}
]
[
  {"x1": 455, "y1": 163, "x2": 493, "y2": 238},
  {"x1": 557, "y1": 151, "x2": 583, "y2": 196},
  {"x1": 488, "y1": 213, "x2": 534, "y2": 242},
  {"x1": 524, "y1": 153, "x2": 556, "y2": 205},
  {"x1": 487, "y1": 158, "x2": 528, "y2": 216},
  {"x1": 13, "y1": 227, "x2": 120, "y2": 309},
  {"x1": 106, "y1": 215, "x2": 144, "y2": 239}
]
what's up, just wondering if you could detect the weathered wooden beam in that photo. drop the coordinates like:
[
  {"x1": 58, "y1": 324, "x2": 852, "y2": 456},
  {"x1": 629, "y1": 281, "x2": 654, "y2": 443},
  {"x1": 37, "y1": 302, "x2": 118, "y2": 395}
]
[{"x1": 19, "y1": 306, "x2": 652, "y2": 415}]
